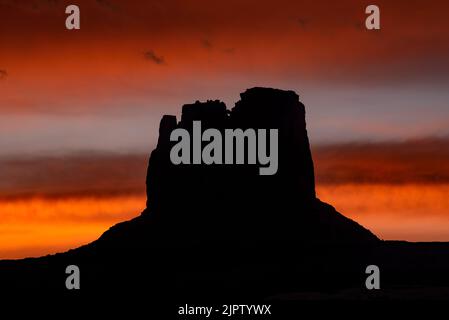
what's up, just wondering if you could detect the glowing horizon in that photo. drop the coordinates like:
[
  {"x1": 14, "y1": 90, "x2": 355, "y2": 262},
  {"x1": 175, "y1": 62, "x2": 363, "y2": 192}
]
[{"x1": 1, "y1": 0, "x2": 449, "y2": 259}]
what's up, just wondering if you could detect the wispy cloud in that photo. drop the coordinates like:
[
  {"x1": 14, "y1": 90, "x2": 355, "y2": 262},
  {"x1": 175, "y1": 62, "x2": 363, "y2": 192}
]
[
  {"x1": 0, "y1": 153, "x2": 148, "y2": 199},
  {"x1": 201, "y1": 39, "x2": 213, "y2": 49},
  {"x1": 143, "y1": 50, "x2": 165, "y2": 65},
  {"x1": 202, "y1": 39, "x2": 236, "y2": 54},
  {"x1": 313, "y1": 138, "x2": 449, "y2": 184},
  {"x1": 297, "y1": 18, "x2": 308, "y2": 29},
  {"x1": 2, "y1": 138, "x2": 449, "y2": 200},
  {"x1": 0, "y1": 69, "x2": 7, "y2": 79},
  {"x1": 222, "y1": 48, "x2": 235, "y2": 54}
]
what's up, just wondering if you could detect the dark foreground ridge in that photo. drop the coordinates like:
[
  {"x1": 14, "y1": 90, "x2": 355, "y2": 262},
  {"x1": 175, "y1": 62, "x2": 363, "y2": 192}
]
[{"x1": 1, "y1": 88, "x2": 449, "y2": 302}]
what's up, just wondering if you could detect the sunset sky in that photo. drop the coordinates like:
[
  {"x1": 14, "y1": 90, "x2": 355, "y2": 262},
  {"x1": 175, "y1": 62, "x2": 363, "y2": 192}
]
[{"x1": 1, "y1": 0, "x2": 449, "y2": 258}]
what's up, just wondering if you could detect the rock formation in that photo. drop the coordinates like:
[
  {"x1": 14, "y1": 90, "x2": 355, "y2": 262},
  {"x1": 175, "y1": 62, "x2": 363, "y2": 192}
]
[
  {"x1": 0, "y1": 87, "x2": 386, "y2": 298},
  {"x1": 97, "y1": 87, "x2": 379, "y2": 251}
]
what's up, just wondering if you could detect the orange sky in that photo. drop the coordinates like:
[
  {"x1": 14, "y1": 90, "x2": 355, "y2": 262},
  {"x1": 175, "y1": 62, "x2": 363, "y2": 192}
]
[
  {"x1": 1, "y1": 0, "x2": 449, "y2": 154},
  {"x1": 1, "y1": 0, "x2": 449, "y2": 258},
  {"x1": 2, "y1": 141, "x2": 449, "y2": 258},
  {"x1": 1, "y1": 0, "x2": 449, "y2": 114},
  {"x1": 3, "y1": 183, "x2": 448, "y2": 259}
]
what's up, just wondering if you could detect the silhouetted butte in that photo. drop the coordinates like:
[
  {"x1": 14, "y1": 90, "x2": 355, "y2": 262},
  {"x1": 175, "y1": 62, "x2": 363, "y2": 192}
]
[{"x1": 96, "y1": 87, "x2": 379, "y2": 251}]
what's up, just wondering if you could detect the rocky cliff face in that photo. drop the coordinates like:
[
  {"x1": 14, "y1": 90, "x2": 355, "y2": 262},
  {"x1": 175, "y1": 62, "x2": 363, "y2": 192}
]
[{"x1": 139, "y1": 87, "x2": 378, "y2": 249}]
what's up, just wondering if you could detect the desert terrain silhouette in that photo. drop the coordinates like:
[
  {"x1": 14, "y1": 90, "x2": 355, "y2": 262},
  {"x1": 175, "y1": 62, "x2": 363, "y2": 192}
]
[{"x1": 1, "y1": 88, "x2": 449, "y2": 303}]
